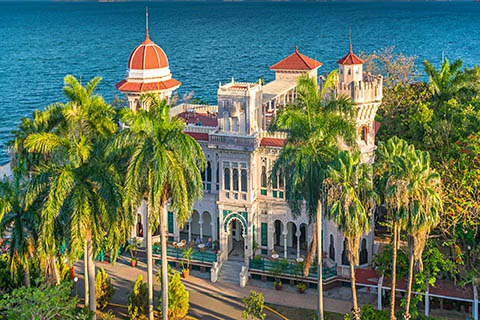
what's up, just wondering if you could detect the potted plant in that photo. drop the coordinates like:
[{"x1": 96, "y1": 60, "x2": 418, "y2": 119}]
[
  {"x1": 126, "y1": 237, "x2": 140, "y2": 267},
  {"x1": 181, "y1": 247, "x2": 193, "y2": 279},
  {"x1": 296, "y1": 282, "x2": 306, "y2": 294},
  {"x1": 274, "y1": 280, "x2": 282, "y2": 290}
]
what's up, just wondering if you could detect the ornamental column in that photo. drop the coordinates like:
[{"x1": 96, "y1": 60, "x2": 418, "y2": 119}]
[
  {"x1": 199, "y1": 213, "x2": 204, "y2": 241},
  {"x1": 296, "y1": 230, "x2": 301, "y2": 259},
  {"x1": 187, "y1": 218, "x2": 192, "y2": 242},
  {"x1": 283, "y1": 230, "x2": 288, "y2": 259}
]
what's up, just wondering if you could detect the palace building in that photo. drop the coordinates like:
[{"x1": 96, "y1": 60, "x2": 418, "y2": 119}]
[{"x1": 116, "y1": 29, "x2": 383, "y2": 279}]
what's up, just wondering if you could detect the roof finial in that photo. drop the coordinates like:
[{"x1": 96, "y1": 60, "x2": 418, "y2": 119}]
[
  {"x1": 145, "y1": 6, "x2": 149, "y2": 40},
  {"x1": 296, "y1": 45, "x2": 298, "y2": 52},
  {"x1": 349, "y1": 26, "x2": 352, "y2": 52}
]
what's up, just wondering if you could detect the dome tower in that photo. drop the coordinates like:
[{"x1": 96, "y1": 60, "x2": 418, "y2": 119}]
[{"x1": 116, "y1": 13, "x2": 181, "y2": 111}]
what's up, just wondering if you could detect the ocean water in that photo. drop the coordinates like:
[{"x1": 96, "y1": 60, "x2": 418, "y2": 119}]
[{"x1": 0, "y1": 1, "x2": 479, "y2": 163}]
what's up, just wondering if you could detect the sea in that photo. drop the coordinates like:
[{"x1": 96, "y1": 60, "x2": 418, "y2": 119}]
[{"x1": 0, "y1": 1, "x2": 479, "y2": 163}]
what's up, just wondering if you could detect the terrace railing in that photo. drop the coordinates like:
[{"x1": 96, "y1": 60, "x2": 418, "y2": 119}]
[
  {"x1": 249, "y1": 257, "x2": 337, "y2": 280},
  {"x1": 153, "y1": 245, "x2": 217, "y2": 265}
]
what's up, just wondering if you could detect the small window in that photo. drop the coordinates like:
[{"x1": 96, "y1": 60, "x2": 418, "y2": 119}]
[
  {"x1": 361, "y1": 125, "x2": 368, "y2": 144},
  {"x1": 224, "y1": 168, "x2": 230, "y2": 190},
  {"x1": 206, "y1": 161, "x2": 212, "y2": 182},
  {"x1": 261, "y1": 166, "x2": 267, "y2": 188},
  {"x1": 232, "y1": 168, "x2": 239, "y2": 191},
  {"x1": 241, "y1": 169, "x2": 247, "y2": 192},
  {"x1": 348, "y1": 68, "x2": 351, "y2": 75}
]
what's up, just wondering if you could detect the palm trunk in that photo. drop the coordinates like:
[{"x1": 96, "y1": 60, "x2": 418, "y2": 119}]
[
  {"x1": 350, "y1": 260, "x2": 360, "y2": 320},
  {"x1": 87, "y1": 238, "x2": 97, "y2": 320},
  {"x1": 51, "y1": 256, "x2": 60, "y2": 285},
  {"x1": 147, "y1": 213, "x2": 154, "y2": 320},
  {"x1": 24, "y1": 260, "x2": 30, "y2": 288},
  {"x1": 390, "y1": 223, "x2": 399, "y2": 320},
  {"x1": 303, "y1": 221, "x2": 317, "y2": 276},
  {"x1": 159, "y1": 205, "x2": 169, "y2": 320},
  {"x1": 404, "y1": 245, "x2": 415, "y2": 320},
  {"x1": 84, "y1": 241, "x2": 89, "y2": 307},
  {"x1": 317, "y1": 200, "x2": 324, "y2": 320}
]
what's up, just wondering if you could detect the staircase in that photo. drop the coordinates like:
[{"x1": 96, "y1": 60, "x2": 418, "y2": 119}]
[{"x1": 217, "y1": 259, "x2": 244, "y2": 284}]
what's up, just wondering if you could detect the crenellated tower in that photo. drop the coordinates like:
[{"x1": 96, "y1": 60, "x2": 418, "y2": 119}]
[{"x1": 333, "y1": 44, "x2": 383, "y2": 162}]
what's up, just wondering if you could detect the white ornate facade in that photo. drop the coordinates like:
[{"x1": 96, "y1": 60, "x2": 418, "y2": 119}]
[{"x1": 116, "y1": 31, "x2": 383, "y2": 273}]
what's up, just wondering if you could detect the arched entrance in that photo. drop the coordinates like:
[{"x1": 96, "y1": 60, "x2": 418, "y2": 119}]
[{"x1": 227, "y1": 219, "x2": 245, "y2": 261}]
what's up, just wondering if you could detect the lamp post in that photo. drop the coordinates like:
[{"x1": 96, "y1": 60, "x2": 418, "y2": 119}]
[{"x1": 73, "y1": 276, "x2": 78, "y2": 297}]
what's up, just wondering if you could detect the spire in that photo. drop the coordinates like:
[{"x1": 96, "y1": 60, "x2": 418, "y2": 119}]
[
  {"x1": 296, "y1": 45, "x2": 298, "y2": 52},
  {"x1": 145, "y1": 6, "x2": 149, "y2": 40},
  {"x1": 349, "y1": 26, "x2": 352, "y2": 52}
]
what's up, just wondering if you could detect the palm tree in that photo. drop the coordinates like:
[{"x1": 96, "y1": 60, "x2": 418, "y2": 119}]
[
  {"x1": 376, "y1": 137, "x2": 413, "y2": 320},
  {"x1": 114, "y1": 93, "x2": 204, "y2": 320},
  {"x1": 25, "y1": 76, "x2": 124, "y2": 319},
  {"x1": 0, "y1": 162, "x2": 38, "y2": 288},
  {"x1": 271, "y1": 72, "x2": 355, "y2": 320},
  {"x1": 423, "y1": 58, "x2": 473, "y2": 104},
  {"x1": 324, "y1": 150, "x2": 374, "y2": 320},
  {"x1": 402, "y1": 150, "x2": 442, "y2": 320}
]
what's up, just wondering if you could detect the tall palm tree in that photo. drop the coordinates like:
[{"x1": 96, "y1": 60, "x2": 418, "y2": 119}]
[
  {"x1": 0, "y1": 161, "x2": 38, "y2": 288},
  {"x1": 271, "y1": 72, "x2": 355, "y2": 320},
  {"x1": 25, "y1": 76, "x2": 124, "y2": 319},
  {"x1": 376, "y1": 137, "x2": 413, "y2": 320},
  {"x1": 114, "y1": 93, "x2": 204, "y2": 320},
  {"x1": 402, "y1": 150, "x2": 442, "y2": 320},
  {"x1": 324, "y1": 150, "x2": 374, "y2": 320}
]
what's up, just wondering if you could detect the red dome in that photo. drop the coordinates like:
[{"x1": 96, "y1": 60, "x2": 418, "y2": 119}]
[{"x1": 128, "y1": 34, "x2": 169, "y2": 70}]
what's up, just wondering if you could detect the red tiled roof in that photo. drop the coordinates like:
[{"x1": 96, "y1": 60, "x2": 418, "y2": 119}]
[
  {"x1": 354, "y1": 268, "x2": 381, "y2": 286},
  {"x1": 337, "y1": 44, "x2": 364, "y2": 65},
  {"x1": 260, "y1": 137, "x2": 286, "y2": 147},
  {"x1": 270, "y1": 48, "x2": 322, "y2": 71},
  {"x1": 177, "y1": 112, "x2": 218, "y2": 127},
  {"x1": 115, "y1": 78, "x2": 181, "y2": 93},
  {"x1": 128, "y1": 33, "x2": 169, "y2": 70},
  {"x1": 185, "y1": 132, "x2": 209, "y2": 141}
]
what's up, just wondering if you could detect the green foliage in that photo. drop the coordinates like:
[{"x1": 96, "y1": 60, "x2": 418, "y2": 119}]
[
  {"x1": 181, "y1": 247, "x2": 192, "y2": 272},
  {"x1": 128, "y1": 275, "x2": 148, "y2": 320},
  {"x1": 296, "y1": 282, "x2": 306, "y2": 291},
  {"x1": 375, "y1": 244, "x2": 409, "y2": 280},
  {"x1": 156, "y1": 267, "x2": 189, "y2": 320},
  {"x1": 0, "y1": 281, "x2": 91, "y2": 320},
  {"x1": 126, "y1": 238, "x2": 140, "y2": 259},
  {"x1": 95, "y1": 267, "x2": 115, "y2": 310},
  {"x1": 57, "y1": 257, "x2": 73, "y2": 282},
  {"x1": 242, "y1": 290, "x2": 266, "y2": 320},
  {"x1": 358, "y1": 304, "x2": 389, "y2": 320}
]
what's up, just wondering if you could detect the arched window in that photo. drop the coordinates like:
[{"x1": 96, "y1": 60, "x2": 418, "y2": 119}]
[
  {"x1": 136, "y1": 214, "x2": 143, "y2": 237},
  {"x1": 261, "y1": 166, "x2": 267, "y2": 188},
  {"x1": 278, "y1": 174, "x2": 284, "y2": 189},
  {"x1": 329, "y1": 234, "x2": 335, "y2": 261},
  {"x1": 360, "y1": 238, "x2": 368, "y2": 265},
  {"x1": 232, "y1": 168, "x2": 239, "y2": 191},
  {"x1": 342, "y1": 239, "x2": 349, "y2": 265},
  {"x1": 360, "y1": 125, "x2": 368, "y2": 144},
  {"x1": 206, "y1": 161, "x2": 212, "y2": 182},
  {"x1": 224, "y1": 168, "x2": 230, "y2": 190},
  {"x1": 348, "y1": 68, "x2": 351, "y2": 75},
  {"x1": 241, "y1": 169, "x2": 247, "y2": 192},
  {"x1": 272, "y1": 172, "x2": 277, "y2": 189}
]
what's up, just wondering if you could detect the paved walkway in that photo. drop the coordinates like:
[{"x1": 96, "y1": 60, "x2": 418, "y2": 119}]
[{"x1": 73, "y1": 254, "x2": 353, "y2": 318}]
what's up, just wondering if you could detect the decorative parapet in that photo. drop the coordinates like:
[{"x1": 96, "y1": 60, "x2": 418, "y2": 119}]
[
  {"x1": 170, "y1": 103, "x2": 218, "y2": 117},
  {"x1": 218, "y1": 79, "x2": 262, "y2": 95},
  {"x1": 183, "y1": 125, "x2": 215, "y2": 134},
  {"x1": 208, "y1": 132, "x2": 256, "y2": 151},
  {"x1": 319, "y1": 73, "x2": 383, "y2": 105}
]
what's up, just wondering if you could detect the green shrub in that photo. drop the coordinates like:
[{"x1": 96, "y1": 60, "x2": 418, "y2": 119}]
[
  {"x1": 0, "y1": 281, "x2": 90, "y2": 319},
  {"x1": 128, "y1": 275, "x2": 148, "y2": 320},
  {"x1": 242, "y1": 290, "x2": 266, "y2": 320},
  {"x1": 346, "y1": 304, "x2": 388, "y2": 320},
  {"x1": 157, "y1": 267, "x2": 189, "y2": 320},
  {"x1": 95, "y1": 267, "x2": 115, "y2": 310}
]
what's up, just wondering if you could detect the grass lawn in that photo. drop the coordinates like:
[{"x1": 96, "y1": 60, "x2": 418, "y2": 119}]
[{"x1": 266, "y1": 303, "x2": 344, "y2": 320}]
